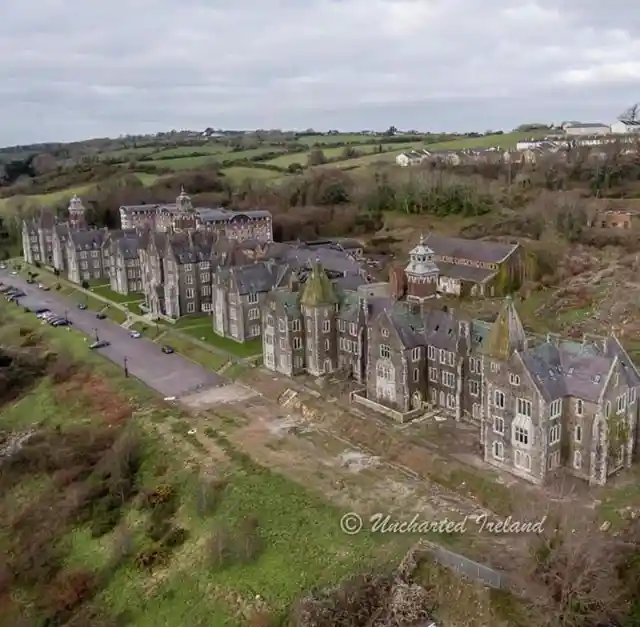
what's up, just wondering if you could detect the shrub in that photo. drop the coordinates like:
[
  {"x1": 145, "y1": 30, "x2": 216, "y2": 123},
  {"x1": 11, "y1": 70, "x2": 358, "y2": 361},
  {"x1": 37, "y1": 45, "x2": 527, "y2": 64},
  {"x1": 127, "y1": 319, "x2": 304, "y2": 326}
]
[
  {"x1": 194, "y1": 477, "x2": 228, "y2": 517},
  {"x1": 42, "y1": 570, "x2": 97, "y2": 623},
  {"x1": 134, "y1": 546, "x2": 168, "y2": 570}
]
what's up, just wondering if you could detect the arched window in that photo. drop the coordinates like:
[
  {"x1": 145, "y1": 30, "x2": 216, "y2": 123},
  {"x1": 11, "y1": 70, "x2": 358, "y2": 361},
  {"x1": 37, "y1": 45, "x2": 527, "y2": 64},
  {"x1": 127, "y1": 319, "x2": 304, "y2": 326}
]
[{"x1": 573, "y1": 451, "x2": 582, "y2": 469}]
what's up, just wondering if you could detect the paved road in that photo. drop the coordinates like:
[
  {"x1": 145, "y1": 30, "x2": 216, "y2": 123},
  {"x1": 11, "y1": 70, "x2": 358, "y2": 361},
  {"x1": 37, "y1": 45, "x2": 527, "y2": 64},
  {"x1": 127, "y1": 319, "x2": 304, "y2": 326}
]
[{"x1": 0, "y1": 270, "x2": 223, "y2": 397}]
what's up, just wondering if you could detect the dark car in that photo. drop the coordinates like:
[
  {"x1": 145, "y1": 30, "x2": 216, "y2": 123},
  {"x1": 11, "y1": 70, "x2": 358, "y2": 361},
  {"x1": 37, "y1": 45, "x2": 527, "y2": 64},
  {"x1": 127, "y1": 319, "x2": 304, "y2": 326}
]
[
  {"x1": 35, "y1": 308, "x2": 50, "y2": 315},
  {"x1": 77, "y1": 303, "x2": 88, "y2": 310},
  {"x1": 161, "y1": 345, "x2": 174, "y2": 354},
  {"x1": 89, "y1": 340, "x2": 110, "y2": 349},
  {"x1": 95, "y1": 312, "x2": 107, "y2": 320},
  {"x1": 51, "y1": 319, "x2": 70, "y2": 327}
]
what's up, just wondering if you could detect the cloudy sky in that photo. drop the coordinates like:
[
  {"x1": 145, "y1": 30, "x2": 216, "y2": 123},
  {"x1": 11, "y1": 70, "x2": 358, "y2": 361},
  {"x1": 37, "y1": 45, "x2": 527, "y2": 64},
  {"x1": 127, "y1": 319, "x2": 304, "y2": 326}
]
[{"x1": 1, "y1": 0, "x2": 639, "y2": 145}]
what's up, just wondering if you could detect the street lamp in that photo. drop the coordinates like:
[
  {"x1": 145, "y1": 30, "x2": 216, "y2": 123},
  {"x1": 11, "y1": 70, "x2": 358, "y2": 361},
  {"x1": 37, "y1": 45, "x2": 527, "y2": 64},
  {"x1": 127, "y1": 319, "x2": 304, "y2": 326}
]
[
  {"x1": 63, "y1": 308, "x2": 68, "y2": 322},
  {"x1": 124, "y1": 356, "x2": 129, "y2": 378},
  {"x1": 93, "y1": 327, "x2": 99, "y2": 342}
]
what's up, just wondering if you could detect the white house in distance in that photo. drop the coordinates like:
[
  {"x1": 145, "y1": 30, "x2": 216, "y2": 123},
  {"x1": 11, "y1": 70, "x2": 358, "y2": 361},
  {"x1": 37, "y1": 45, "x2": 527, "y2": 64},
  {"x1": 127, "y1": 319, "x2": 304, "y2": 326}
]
[
  {"x1": 611, "y1": 119, "x2": 640, "y2": 134},
  {"x1": 562, "y1": 122, "x2": 610, "y2": 136}
]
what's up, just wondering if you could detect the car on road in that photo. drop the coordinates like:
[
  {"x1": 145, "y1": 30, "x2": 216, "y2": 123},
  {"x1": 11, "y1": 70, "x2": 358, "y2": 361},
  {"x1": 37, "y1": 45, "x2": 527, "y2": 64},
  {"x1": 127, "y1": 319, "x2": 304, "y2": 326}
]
[
  {"x1": 7, "y1": 291, "x2": 25, "y2": 301},
  {"x1": 38, "y1": 283, "x2": 50, "y2": 291},
  {"x1": 0, "y1": 264, "x2": 5, "y2": 269},
  {"x1": 130, "y1": 330, "x2": 141, "y2": 339},
  {"x1": 35, "y1": 308, "x2": 51, "y2": 316},
  {"x1": 77, "y1": 303, "x2": 88, "y2": 310},
  {"x1": 95, "y1": 311, "x2": 107, "y2": 320},
  {"x1": 161, "y1": 345, "x2": 174, "y2": 354},
  {"x1": 10, "y1": 271, "x2": 17, "y2": 275},
  {"x1": 49, "y1": 317, "x2": 69, "y2": 326},
  {"x1": 89, "y1": 340, "x2": 110, "y2": 349}
]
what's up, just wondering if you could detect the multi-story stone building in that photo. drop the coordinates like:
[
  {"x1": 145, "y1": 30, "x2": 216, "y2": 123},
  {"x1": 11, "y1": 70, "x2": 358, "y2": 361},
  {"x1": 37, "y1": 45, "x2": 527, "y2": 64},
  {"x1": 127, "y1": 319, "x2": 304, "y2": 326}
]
[
  {"x1": 119, "y1": 188, "x2": 273, "y2": 242},
  {"x1": 161, "y1": 230, "x2": 217, "y2": 318},
  {"x1": 103, "y1": 230, "x2": 143, "y2": 295},
  {"x1": 65, "y1": 229, "x2": 109, "y2": 284},
  {"x1": 212, "y1": 261, "x2": 295, "y2": 343},
  {"x1": 261, "y1": 263, "x2": 639, "y2": 487},
  {"x1": 21, "y1": 195, "x2": 87, "y2": 270}
]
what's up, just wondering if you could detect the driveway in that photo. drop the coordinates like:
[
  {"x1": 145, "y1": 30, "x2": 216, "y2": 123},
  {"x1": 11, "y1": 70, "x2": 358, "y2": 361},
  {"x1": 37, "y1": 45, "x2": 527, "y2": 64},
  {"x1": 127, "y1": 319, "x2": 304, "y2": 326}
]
[{"x1": 0, "y1": 270, "x2": 223, "y2": 398}]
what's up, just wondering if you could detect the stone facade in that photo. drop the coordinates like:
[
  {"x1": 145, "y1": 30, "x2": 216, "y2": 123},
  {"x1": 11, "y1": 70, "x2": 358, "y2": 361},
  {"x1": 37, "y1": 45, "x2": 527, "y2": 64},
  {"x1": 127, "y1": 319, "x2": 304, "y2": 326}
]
[
  {"x1": 119, "y1": 188, "x2": 273, "y2": 242},
  {"x1": 261, "y1": 267, "x2": 639, "y2": 487}
]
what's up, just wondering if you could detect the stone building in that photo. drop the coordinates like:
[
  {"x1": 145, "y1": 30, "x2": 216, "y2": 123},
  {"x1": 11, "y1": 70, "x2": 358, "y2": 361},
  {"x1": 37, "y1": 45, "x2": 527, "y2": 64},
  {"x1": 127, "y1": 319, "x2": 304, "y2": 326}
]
[
  {"x1": 261, "y1": 267, "x2": 639, "y2": 487},
  {"x1": 391, "y1": 234, "x2": 525, "y2": 299},
  {"x1": 119, "y1": 188, "x2": 273, "y2": 242},
  {"x1": 103, "y1": 230, "x2": 143, "y2": 295},
  {"x1": 65, "y1": 229, "x2": 109, "y2": 284}
]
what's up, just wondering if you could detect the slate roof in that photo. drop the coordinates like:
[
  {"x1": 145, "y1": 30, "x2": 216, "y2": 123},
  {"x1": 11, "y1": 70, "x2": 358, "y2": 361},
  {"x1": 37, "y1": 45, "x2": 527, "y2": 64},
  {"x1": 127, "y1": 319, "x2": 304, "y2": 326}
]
[
  {"x1": 168, "y1": 231, "x2": 216, "y2": 263},
  {"x1": 435, "y1": 262, "x2": 496, "y2": 283},
  {"x1": 226, "y1": 261, "x2": 291, "y2": 295},
  {"x1": 423, "y1": 233, "x2": 518, "y2": 264},
  {"x1": 118, "y1": 237, "x2": 140, "y2": 260},
  {"x1": 70, "y1": 229, "x2": 106, "y2": 249},
  {"x1": 520, "y1": 335, "x2": 640, "y2": 402},
  {"x1": 281, "y1": 243, "x2": 363, "y2": 276}
]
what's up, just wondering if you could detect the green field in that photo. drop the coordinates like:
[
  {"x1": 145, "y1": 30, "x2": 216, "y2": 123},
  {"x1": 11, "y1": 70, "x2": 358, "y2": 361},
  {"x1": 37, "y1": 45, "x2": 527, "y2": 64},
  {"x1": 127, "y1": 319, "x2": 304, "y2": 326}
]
[
  {"x1": 0, "y1": 184, "x2": 95, "y2": 210},
  {"x1": 102, "y1": 145, "x2": 162, "y2": 160},
  {"x1": 297, "y1": 133, "x2": 389, "y2": 145},
  {"x1": 152, "y1": 143, "x2": 231, "y2": 159},
  {"x1": 221, "y1": 166, "x2": 283, "y2": 183},
  {"x1": 423, "y1": 129, "x2": 550, "y2": 151},
  {"x1": 0, "y1": 303, "x2": 414, "y2": 625}
]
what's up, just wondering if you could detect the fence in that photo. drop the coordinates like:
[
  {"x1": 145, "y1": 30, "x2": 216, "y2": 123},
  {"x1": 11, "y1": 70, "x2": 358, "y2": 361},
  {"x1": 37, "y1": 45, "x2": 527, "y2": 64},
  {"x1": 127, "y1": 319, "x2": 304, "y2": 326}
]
[{"x1": 424, "y1": 541, "x2": 507, "y2": 589}]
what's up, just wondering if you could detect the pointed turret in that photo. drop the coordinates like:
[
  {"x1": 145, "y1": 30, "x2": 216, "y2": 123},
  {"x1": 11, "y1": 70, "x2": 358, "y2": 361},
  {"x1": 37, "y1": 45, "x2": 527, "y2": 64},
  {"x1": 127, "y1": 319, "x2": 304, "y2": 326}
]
[
  {"x1": 300, "y1": 260, "x2": 337, "y2": 308},
  {"x1": 484, "y1": 296, "x2": 526, "y2": 359}
]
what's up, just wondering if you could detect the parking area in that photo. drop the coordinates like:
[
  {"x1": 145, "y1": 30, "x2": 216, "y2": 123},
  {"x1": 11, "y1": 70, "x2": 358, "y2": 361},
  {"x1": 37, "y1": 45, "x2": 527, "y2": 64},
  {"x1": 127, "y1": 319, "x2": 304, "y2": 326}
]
[{"x1": 0, "y1": 270, "x2": 224, "y2": 398}]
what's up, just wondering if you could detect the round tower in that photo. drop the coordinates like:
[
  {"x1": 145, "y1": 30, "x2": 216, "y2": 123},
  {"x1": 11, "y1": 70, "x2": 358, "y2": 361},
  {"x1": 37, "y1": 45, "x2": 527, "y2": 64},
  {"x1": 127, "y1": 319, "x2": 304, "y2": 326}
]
[
  {"x1": 404, "y1": 234, "x2": 439, "y2": 301},
  {"x1": 68, "y1": 194, "x2": 86, "y2": 230}
]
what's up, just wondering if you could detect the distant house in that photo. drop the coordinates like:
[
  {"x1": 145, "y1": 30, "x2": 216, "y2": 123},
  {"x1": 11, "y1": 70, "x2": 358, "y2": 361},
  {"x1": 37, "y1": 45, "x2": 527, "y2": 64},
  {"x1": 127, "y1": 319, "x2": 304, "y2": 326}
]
[
  {"x1": 562, "y1": 122, "x2": 610, "y2": 136},
  {"x1": 610, "y1": 120, "x2": 640, "y2": 134},
  {"x1": 395, "y1": 150, "x2": 429, "y2": 166}
]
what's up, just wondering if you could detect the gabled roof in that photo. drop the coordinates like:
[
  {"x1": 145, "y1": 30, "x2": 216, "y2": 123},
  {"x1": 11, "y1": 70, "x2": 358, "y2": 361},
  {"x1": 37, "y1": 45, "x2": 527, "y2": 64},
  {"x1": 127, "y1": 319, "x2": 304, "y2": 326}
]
[
  {"x1": 482, "y1": 297, "x2": 526, "y2": 359},
  {"x1": 423, "y1": 233, "x2": 518, "y2": 264},
  {"x1": 228, "y1": 261, "x2": 291, "y2": 295}
]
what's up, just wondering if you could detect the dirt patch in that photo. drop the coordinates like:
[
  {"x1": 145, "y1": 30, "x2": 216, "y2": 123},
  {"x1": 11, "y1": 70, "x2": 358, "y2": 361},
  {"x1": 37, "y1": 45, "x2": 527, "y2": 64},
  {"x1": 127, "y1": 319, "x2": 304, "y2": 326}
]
[{"x1": 54, "y1": 372, "x2": 133, "y2": 426}]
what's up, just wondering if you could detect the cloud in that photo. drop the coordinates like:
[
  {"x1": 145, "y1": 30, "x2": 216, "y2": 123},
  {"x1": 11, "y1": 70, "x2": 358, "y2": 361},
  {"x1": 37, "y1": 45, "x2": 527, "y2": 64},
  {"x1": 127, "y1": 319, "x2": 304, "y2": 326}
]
[{"x1": 0, "y1": 0, "x2": 638, "y2": 144}]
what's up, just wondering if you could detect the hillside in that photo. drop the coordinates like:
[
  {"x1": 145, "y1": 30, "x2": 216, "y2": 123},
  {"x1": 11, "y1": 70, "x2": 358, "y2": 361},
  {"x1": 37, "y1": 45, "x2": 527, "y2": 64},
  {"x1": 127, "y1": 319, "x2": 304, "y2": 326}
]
[{"x1": 0, "y1": 293, "x2": 534, "y2": 627}]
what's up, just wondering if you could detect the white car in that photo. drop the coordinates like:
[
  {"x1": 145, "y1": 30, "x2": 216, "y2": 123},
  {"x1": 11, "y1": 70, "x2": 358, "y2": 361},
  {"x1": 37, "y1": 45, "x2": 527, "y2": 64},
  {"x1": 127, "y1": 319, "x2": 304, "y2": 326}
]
[
  {"x1": 130, "y1": 330, "x2": 141, "y2": 339},
  {"x1": 10, "y1": 271, "x2": 17, "y2": 275}
]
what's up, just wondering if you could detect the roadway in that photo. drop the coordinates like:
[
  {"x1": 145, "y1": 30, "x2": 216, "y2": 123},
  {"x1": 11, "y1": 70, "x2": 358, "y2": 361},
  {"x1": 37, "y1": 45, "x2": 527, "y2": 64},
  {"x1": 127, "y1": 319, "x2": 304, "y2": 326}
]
[{"x1": 0, "y1": 270, "x2": 224, "y2": 398}]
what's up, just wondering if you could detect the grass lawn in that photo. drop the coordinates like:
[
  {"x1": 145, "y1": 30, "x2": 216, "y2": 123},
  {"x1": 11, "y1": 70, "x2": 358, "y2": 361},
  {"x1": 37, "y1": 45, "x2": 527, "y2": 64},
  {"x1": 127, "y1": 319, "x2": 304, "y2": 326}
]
[
  {"x1": 297, "y1": 133, "x2": 387, "y2": 146},
  {"x1": 151, "y1": 143, "x2": 232, "y2": 159},
  {"x1": 0, "y1": 184, "x2": 94, "y2": 210},
  {"x1": 147, "y1": 155, "x2": 223, "y2": 171},
  {"x1": 422, "y1": 129, "x2": 550, "y2": 151},
  {"x1": 160, "y1": 331, "x2": 228, "y2": 371},
  {"x1": 132, "y1": 172, "x2": 163, "y2": 186},
  {"x1": 179, "y1": 324, "x2": 262, "y2": 358},
  {"x1": 91, "y1": 284, "x2": 144, "y2": 304}
]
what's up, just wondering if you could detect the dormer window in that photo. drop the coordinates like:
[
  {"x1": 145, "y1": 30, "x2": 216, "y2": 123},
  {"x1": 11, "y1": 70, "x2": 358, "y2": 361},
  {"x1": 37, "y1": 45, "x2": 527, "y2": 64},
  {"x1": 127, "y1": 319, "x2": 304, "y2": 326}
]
[{"x1": 381, "y1": 328, "x2": 389, "y2": 337}]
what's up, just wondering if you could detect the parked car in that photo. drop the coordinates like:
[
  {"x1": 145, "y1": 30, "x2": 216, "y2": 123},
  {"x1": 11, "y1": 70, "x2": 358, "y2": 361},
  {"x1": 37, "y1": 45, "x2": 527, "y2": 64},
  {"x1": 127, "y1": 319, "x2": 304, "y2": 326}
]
[
  {"x1": 0, "y1": 264, "x2": 6, "y2": 269},
  {"x1": 38, "y1": 283, "x2": 49, "y2": 291},
  {"x1": 51, "y1": 319, "x2": 70, "y2": 327},
  {"x1": 10, "y1": 271, "x2": 17, "y2": 275},
  {"x1": 77, "y1": 303, "x2": 88, "y2": 310},
  {"x1": 130, "y1": 330, "x2": 141, "y2": 339},
  {"x1": 161, "y1": 345, "x2": 174, "y2": 354},
  {"x1": 89, "y1": 340, "x2": 110, "y2": 349},
  {"x1": 95, "y1": 312, "x2": 106, "y2": 320}
]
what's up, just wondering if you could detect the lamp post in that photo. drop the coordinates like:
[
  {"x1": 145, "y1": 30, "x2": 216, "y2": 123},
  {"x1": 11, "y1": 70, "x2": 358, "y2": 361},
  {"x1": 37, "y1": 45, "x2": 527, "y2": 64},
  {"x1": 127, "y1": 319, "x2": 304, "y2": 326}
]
[
  {"x1": 124, "y1": 356, "x2": 129, "y2": 378},
  {"x1": 63, "y1": 308, "x2": 68, "y2": 322},
  {"x1": 93, "y1": 327, "x2": 99, "y2": 342}
]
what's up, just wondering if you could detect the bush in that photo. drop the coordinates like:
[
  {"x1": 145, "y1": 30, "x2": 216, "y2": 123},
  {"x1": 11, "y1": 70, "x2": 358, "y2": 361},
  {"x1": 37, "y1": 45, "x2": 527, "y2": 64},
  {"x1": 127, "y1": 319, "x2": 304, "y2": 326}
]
[
  {"x1": 134, "y1": 546, "x2": 168, "y2": 570},
  {"x1": 42, "y1": 570, "x2": 97, "y2": 623},
  {"x1": 206, "y1": 516, "x2": 264, "y2": 570},
  {"x1": 194, "y1": 477, "x2": 228, "y2": 517}
]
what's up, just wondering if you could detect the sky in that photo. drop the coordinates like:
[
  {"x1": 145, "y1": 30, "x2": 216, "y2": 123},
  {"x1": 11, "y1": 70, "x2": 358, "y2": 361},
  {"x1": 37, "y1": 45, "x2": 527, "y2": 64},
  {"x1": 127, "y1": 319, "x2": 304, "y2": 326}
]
[{"x1": 1, "y1": 0, "x2": 639, "y2": 146}]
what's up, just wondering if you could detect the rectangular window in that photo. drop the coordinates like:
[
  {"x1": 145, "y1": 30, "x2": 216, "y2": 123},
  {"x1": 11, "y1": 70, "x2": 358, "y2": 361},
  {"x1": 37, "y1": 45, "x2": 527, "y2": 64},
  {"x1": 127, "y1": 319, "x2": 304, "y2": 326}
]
[
  {"x1": 428, "y1": 346, "x2": 435, "y2": 360},
  {"x1": 509, "y1": 373, "x2": 520, "y2": 386},
  {"x1": 248, "y1": 292, "x2": 258, "y2": 304},
  {"x1": 469, "y1": 357, "x2": 480, "y2": 373},
  {"x1": 575, "y1": 424, "x2": 582, "y2": 442},
  {"x1": 338, "y1": 320, "x2": 345, "y2": 332},
  {"x1": 278, "y1": 318, "x2": 286, "y2": 332},
  {"x1": 293, "y1": 337, "x2": 302, "y2": 349},
  {"x1": 429, "y1": 367, "x2": 438, "y2": 383},
  {"x1": 323, "y1": 320, "x2": 330, "y2": 333},
  {"x1": 200, "y1": 272, "x2": 210, "y2": 282},
  {"x1": 183, "y1": 264, "x2": 192, "y2": 272},
  {"x1": 550, "y1": 399, "x2": 562, "y2": 418},
  {"x1": 413, "y1": 368, "x2": 419, "y2": 382},
  {"x1": 575, "y1": 399, "x2": 584, "y2": 415},
  {"x1": 279, "y1": 338, "x2": 287, "y2": 350},
  {"x1": 442, "y1": 371, "x2": 455, "y2": 388},
  {"x1": 549, "y1": 424, "x2": 561, "y2": 445},
  {"x1": 446, "y1": 394, "x2": 455, "y2": 409},
  {"x1": 516, "y1": 398, "x2": 532, "y2": 417},
  {"x1": 491, "y1": 361, "x2": 500, "y2": 373},
  {"x1": 249, "y1": 324, "x2": 259, "y2": 336},
  {"x1": 493, "y1": 415, "x2": 504, "y2": 435},
  {"x1": 349, "y1": 323, "x2": 357, "y2": 336},
  {"x1": 547, "y1": 451, "x2": 560, "y2": 470},
  {"x1": 186, "y1": 302, "x2": 195, "y2": 313},
  {"x1": 469, "y1": 380, "x2": 479, "y2": 396},
  {"x1": 266, "y1": 315, "x2": 274, "y2": 327},
  {"x1": 514, "y1": 450, "x2": 531, "y2": 471},
  {"x1": 201, "y1": 285, "x2": 211, "y2": 296},
  {"x1": 492, "y1": 441, "x2": 504, "y2": 460},
  {"x1": 514, "y1": 423, "x2": 529, "y2": 446},
  {"x1": 412, "y1": 347, "x2": 420, "y2": 361},
  {"x1": 185, "y1": 274, "x2": 193, "y2": 284},
  {"x1": 291, "y1": 320, "x2": 301, "y2": 331},
  {"x1": 248, "y1": 308, "x2": 259, "y2": 320},
  {"x1": 185, "y1": 288, "x2": 195, "y2": 299},
  {"x1": 447, "y1": 352, "x2": 454, "y2": 367},
  {"x1": 439, "y1": 349, "x2": 446, "y2": 364},
  {"x1": 631, "y1": 388, "x2": 637, "y2": 404},
  {"x1": 380, "y1": 344, "x2": 390, "y2": 359},
  {"x1": 494, "y1": 390, "x2": 505, "y2": 408}
]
